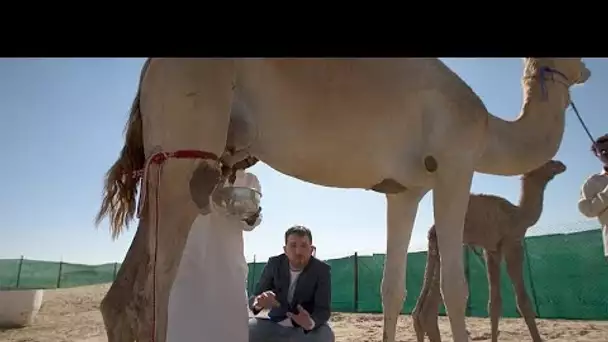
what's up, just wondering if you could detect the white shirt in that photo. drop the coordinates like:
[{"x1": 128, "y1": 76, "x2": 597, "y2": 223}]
[
  {"x1": 578, "y1": 172, "x2": 608, "y2": 257},
  {"x1": 277, "y1": 269, "x2": 302, "y2": 327}
]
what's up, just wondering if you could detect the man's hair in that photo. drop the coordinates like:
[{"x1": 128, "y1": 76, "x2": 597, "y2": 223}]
[
  {"x1": 592, "y1": 134, "x2": 608, "y2": 154},
  {"x1": 284, "y1": 225, "x2": 313, "y2": 244}
]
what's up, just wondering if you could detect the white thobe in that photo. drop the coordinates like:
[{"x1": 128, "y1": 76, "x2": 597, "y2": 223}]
[
  {"x1": 166, "y1": 211, "x2": 260, "y2": 342},
  {"x1": 578, "y1": 172, "x2": 608, "y2": 257}
]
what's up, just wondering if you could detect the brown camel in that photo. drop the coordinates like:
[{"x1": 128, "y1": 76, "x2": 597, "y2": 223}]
[
  {"x1": 411, "y1": 159, "x2": 567, "y2": 342},
  {"x1": 95, "y1": 59, "x2": 589, "y2": 342}
]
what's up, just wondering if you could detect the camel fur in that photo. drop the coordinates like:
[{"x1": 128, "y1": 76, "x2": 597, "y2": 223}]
[
  {"x1": 95, "y1": 58, "x2": 589, "y2": 342},
  {"x1": 412, "y1": 160, "x2": 567, "y2": 342}
]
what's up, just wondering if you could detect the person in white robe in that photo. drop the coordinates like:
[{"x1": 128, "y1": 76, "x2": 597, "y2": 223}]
[
  {"x1": 578, "y1": 134, "x2": 608, "y2": 259},
  {"x1": 166, "y1": 170, "x2": 263, "y2": 342}
]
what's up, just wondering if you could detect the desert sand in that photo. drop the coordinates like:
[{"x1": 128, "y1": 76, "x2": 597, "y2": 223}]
[{"x1": 1, "y1": 284, "x2": 607, "y2": 342}]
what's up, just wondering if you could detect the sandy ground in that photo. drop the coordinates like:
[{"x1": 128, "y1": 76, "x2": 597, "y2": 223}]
[{"x1": 1, "y1": 284, "x2": 607, "y2": 342}]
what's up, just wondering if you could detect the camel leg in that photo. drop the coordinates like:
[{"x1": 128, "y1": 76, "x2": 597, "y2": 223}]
[
  {"x1": 412, "y1": 227, "x2": 442, "y2": 342},
  {"x1": 100, "y1": 307, "x2": 134, "y2": 342},
  {"x1": 419, "y1": 276, "x2": 443, "y2": 342},
  {"x1": 101, "y1": 285, "x2": 137, "y2": 342},
  {"x1": 101, "y1": 220, "x2": 156, "y2": 342},
  {"x1": 484, "y1": 250, "x2": 502, "y2": 342},
  {"x1": 100, "y1": 218, "x2": 150, "y2": 342},
  {"x1": 418, "y1": 262, "x2": 443, "y2": 342},
  {"x1": 504, "y1": 242, "x2": 543, "y2": 342},
  {"x1": 138, "y1": 58, "x2": 235, "y2": 342},
  {"x1": 381, "y1": 188, "x2": 427, "y2": 342},
  {"x1": 433, "y1": 166, "x2": 474, "y2": 342}
]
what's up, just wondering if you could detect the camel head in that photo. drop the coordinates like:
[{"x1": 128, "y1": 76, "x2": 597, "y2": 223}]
[
  {"x1": 523, "y1": 159, "x2": 567, "y2": 182},
  {"x1": 524, "y1": 58, "x2": 591, "y2": 86}
]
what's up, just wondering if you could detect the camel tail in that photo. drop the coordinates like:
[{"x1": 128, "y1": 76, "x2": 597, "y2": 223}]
[{"x1": 95, "y1": 59, "x2": 151, "y2": 239}]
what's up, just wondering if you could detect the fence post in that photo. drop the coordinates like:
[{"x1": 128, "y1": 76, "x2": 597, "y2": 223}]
[
  {"x1": 56, "y1": 261, "x2": 64, "y2": 288},
  {"x1": 464, "y1": 246, "x2": 471, "y2": 316},
  {"x1": 15, "y1": 255, "x2": 24, "y2": 289},
  {"x1": 250, "y1": 254, "x2": 257, "y2": 295},
  {"x1": 113, "y1": 262, "x2": 118, "y2": 280},
  {"x1": 353, "y1": 252, "x2": 359, "y2": 312},
  {"x1": 523, "y1": 239, "x2": 540, "y2": 317}
]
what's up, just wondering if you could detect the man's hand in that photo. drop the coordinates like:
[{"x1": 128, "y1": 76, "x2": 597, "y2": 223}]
[
  {"x1": 286, "y1": 304, "x2": 315, "y2": 331},
  {"x1": 243, "y1": 206, "x2": 262, "y2": 226},
  {"x1": 253, "y1": 290, "x2": 279, "y2": 310}
]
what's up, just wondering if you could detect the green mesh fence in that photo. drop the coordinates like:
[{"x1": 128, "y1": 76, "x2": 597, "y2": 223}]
[
  {"x1": 0, "y1": 259, "x2": 118, "y2": 290},
  {"x1": 2, "y1": 229, "x2": 607, "y2": 320}
]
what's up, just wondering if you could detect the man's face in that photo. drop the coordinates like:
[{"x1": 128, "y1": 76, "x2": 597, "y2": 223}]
[
  {"x1": 595, "y1": 139, "x2": 608, "y2": 166},
  {"x1": 284, "y1": 234, "x2": 313, "y2": 270}
]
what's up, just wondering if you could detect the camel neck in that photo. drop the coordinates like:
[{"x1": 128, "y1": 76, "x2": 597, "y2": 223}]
[
  {"x1": 516, "y1": 71, "x2": 570, "y2": 153},
  {"x1": 475, "y1": 67, "x2": 571, "y2": 176},
  {"x1": 517, "y1": 176, "x2": 549, "y2": 229}
]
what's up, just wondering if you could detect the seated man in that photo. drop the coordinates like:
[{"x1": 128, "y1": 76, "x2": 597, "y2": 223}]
[{"x1": 248, "y1": 225, "x2": 335, "y2": 342}]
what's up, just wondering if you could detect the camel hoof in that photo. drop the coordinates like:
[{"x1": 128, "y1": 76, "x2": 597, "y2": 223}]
[{"x1": 189, "y1": 162, "x2": 221, "y2": 213}]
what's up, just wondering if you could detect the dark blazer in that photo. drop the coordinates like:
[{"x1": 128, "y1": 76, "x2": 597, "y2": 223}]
[{"x1": 248, "y1": 253, "x2": 332, "y2": 330}]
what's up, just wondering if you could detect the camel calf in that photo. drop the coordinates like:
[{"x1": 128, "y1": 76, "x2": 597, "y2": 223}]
[{"x1": 412, "y1": 160, "x2": 566, "y2": 342}]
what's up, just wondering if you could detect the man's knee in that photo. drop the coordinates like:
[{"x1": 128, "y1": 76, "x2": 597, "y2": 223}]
[
  {"x1": 248, "y1": 318, "x2": 282, "y2": 342},
  {"x1": 307, "y1": 323, "x2": 335, "y2": 342},
  {"x1": 248, "y1": 317, "x2": 267, "y2": 335}
]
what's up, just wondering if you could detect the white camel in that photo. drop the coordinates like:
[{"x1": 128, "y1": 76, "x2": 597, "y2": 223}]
[{"x1": 95, "y1": 58, "x2": 590, "y2": 342}]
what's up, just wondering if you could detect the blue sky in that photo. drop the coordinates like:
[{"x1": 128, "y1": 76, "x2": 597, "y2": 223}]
[{"x1": 0, "y1": 58, "x2": 604, "y2": 265}]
